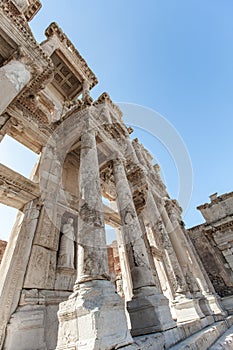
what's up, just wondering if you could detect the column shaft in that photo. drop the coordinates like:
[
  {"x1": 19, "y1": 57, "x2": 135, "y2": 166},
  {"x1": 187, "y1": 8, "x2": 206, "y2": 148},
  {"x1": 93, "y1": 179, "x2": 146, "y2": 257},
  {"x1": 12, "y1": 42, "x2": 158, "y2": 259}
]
[
  {"x1": 113, "y1": 159, "x2": 176, "y2": 335},
  {"x1": 166, "y1": 202, "x2": 226, "y2": 319},
  {"x1": 145, "y1": 191, "x2": 188, "y2": 296},
  {"x1": 113, "y1": 159, "x2": 156, "y2": 290},
  {"x1": 77, "y1": 127, "x2": 109, "y2": 283}
]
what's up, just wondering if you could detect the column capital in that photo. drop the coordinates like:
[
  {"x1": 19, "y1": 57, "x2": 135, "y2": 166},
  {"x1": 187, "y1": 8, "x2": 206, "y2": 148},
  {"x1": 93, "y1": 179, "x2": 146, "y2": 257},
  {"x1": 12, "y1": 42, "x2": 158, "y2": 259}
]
[{"x1": 113, "y1": 155, "x2": 125, "y2": 166}]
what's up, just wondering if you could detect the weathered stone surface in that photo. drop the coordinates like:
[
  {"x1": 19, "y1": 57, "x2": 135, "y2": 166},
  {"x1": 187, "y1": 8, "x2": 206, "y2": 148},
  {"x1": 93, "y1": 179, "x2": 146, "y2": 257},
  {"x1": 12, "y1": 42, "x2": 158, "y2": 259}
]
[
  {"x1": 0, "y1": 2, "x2": 232, "y2": 349},
  {"x1": 24, "y1": 245, "x2": 56, "y2": 289},
  {"x1": 4, "y1": 289, "x2": 71, "y2": 350},
  {"x1": 56, "y1": 280, "x2": 133, "y2": 350},
  {"x1": 0, "y1": 201, "x2": 40, "y2": 349},
  {"x1": 3, "y1": 305, "x2": 47, "y2": 350},
  {"x1": 0, "y1": 60, "x2": 31, "y2": 115},
  {"x1": 188, "y1": 192, "x2": 233, "y2": 299},
  {"x1": 128, "y1": 287, "x2": 176, "y2": 336}
]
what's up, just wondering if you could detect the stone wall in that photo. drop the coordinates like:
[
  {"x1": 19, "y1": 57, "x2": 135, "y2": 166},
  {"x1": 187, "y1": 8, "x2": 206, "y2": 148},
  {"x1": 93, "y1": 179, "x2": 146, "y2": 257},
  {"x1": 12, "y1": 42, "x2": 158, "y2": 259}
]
[{"x1": 188, "y1": 192, "x2": 233, "y2": 298}]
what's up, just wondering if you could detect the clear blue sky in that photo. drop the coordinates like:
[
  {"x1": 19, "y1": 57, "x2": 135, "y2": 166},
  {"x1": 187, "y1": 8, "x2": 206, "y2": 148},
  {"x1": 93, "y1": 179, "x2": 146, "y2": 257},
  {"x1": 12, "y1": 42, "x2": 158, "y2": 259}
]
[{"x1": 1, "y1": 0, "x2": 233, "y2": 240}]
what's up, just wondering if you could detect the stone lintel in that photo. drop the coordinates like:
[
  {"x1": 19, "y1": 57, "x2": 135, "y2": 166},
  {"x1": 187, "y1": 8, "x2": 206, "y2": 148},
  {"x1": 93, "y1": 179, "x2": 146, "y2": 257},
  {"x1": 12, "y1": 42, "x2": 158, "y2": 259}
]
[
  {"x1": 0, "y1": 163, "x2": 40, "y2": 210},
  {"x1": 103, "y1": 204, "x2": 121, "y2": 228}
]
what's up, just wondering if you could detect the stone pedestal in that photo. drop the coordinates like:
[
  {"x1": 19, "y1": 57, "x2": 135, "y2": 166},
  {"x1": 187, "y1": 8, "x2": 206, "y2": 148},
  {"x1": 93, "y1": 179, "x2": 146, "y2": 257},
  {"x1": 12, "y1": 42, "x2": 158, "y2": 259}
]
[
  {"x1": 173, "y1": 296, "x2": 205, "y2": 324},
  {"x1": 127, "y1": 286, "x2": 176, "y2": 336},
  {"x1": 221, "y1": 295, "x2": 233, "y2": 315},
  {"x1": 204, "y1": 293, "x2": 227, "y2": 320},
  {"x1": 56, "y1": 280, "x2": 132, "y2": 350}
]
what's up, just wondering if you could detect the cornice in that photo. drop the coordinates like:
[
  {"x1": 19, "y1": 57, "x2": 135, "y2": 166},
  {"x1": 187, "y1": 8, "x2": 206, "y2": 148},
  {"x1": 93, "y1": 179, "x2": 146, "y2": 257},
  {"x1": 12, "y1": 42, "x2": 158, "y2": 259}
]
[
  {"x1": 205, "y1": 220, "x2": 233, "y2": 234},
  {"x1": 93, "y1": 92, "x2": 123, "y2": 118},
  {"x1": 197, "y1": 191, "x2": 233, "y2": 210},
  {"x1": 44, "y1": 22, "x2": 98, "y2": 89}
]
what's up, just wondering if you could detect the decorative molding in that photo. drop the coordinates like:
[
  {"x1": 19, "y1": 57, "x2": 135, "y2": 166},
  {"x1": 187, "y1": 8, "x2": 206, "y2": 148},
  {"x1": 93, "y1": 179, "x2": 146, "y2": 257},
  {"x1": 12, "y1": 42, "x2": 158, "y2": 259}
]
[
  {"x1": 44, "y1": 22, "x2": 98, "y2": 89},
  {"x1": 197, "y1": 191, "x2": 233, "y2": 210},
  {"x1": 94, "y1": 92, "x2": 123, "y2": 118}
]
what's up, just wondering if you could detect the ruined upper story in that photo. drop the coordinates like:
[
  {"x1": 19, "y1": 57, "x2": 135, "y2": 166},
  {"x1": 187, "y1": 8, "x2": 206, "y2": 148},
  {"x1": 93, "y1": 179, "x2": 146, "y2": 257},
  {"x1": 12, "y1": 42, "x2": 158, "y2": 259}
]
[
  {"x1": 0, "y1": 1, "x2": 101, "y2": 152},
  {"x1": 188, "y1": 192, "x2": 233, "y2": 297},
  {"x1": 197, "y1": 192, "x2": 233, "y2": 225}
]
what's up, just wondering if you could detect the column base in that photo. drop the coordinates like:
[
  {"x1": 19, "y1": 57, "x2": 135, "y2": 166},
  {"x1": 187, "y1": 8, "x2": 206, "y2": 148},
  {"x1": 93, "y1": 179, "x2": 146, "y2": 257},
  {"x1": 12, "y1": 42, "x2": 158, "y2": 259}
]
[
  {"x1": 56, "y1": 280, "x2": 133, "y2": 350},
  {"x1": 204, "y1": 293, "x2": 227, "y2": 320},
  {"x1": 199, "y1": 296, "x2": 215, "y2": 317},
  {"x1": 127, "y1": 286, "x2": 176, "y2": 336},
  {"x1": 221, "y1": 295, "x2": 233, "y2": 315},
  {"x1": 173, "y1": 296, "x2": 205, "y2": 323}
]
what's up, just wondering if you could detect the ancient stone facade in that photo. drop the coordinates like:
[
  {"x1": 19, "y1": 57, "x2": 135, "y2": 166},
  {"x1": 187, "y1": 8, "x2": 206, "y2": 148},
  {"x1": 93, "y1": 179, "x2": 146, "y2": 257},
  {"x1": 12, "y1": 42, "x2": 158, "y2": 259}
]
[
  {"x1": 188, "y1": 192, "x2": 233, "y2": 314},
  {"x1": 0, "y1": 2, "x2": 233, "y2": 349}
]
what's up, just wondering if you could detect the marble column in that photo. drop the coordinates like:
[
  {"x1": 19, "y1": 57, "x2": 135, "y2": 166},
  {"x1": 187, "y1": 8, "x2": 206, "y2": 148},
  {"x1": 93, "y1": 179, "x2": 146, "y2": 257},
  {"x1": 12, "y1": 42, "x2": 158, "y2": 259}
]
[
  {"x1": 56, "y1": 123, "x2": 132, "y2": 350},
  {"x1": 76, "y1": 129, "x2": 109, "y2": 283},
  {"x1": 113, "y1": 158, "x2": 176, "y2": 336},
  {"x1": 144, "y1": 190, "x2": 188, "y2": 298},
  {"x1": 132, "y1": 138, "x2": 148, "y2": 168},
  {"x1": 166, "y1": 200, "x2": 226, "y2": 321},
  {"x1": 82, "y1": 80, "x2": 92, "y2": 104},
  {"x1": 0, "y1": 59, "x2": 31, "y2": 115},
  {"x1": 156, "y1": 198, "x2": 206, "y2": 323},
  {"x1": 124, "y1": 137, "x2": 139, "y2": 165}
]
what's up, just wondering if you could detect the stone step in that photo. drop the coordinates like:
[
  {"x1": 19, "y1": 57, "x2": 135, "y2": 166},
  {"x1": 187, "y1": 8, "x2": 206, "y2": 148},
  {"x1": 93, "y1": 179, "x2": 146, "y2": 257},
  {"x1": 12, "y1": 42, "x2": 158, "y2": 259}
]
[
  {"x1": 169, "y1": 320, "x2": 230, "y2": 350},
  {"x1": 209, "y1": 324, "x2": 233, "y2": 349},
  {"x1": 122, "y1": 317, "x2": 233, "y2": 350}
]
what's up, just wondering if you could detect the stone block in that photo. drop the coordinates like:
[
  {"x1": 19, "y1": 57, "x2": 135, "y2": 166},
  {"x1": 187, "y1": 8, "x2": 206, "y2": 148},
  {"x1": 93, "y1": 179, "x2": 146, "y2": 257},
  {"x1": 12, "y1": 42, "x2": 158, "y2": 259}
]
[
  {"x1": 56, "y1": 280, "x2": 133, "y2": 350},
  {"x1": 174, "y1": 297, "x2": 205, "y2": 324},
  {"x1": 127, "y1": 287, "x2": 176, "y2": 336},
  {"x1": 24, "y1": 245, "x2": 56, "y2": 289},
  {"x1": 3, "y1": 305, "x2": 46, "y2": 350}
]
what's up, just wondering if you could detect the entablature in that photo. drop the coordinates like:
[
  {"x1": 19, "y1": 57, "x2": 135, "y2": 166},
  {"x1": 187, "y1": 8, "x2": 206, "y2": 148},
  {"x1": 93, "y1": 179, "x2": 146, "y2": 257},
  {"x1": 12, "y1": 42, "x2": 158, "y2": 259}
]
[
  {"x1": 3, "y1": 105, "x2": 53, "y2": 153},
  {"x1": 0, "y1": 163, "x2": 40, "y2": 210},
  {"x1": 41, "y1": 22, "x2": 97, "y2": 100}
]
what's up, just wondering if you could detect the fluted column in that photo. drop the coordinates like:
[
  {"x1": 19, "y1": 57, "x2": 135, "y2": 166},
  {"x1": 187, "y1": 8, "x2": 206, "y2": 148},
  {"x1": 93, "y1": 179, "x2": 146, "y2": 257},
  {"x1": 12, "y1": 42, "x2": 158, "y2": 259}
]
[
  {"x1": 113, "y1": 158, "x2": 176, "y2": 336},
  {"x1": 76, "y1": 127, "x2": 109, "y2": 284}
]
